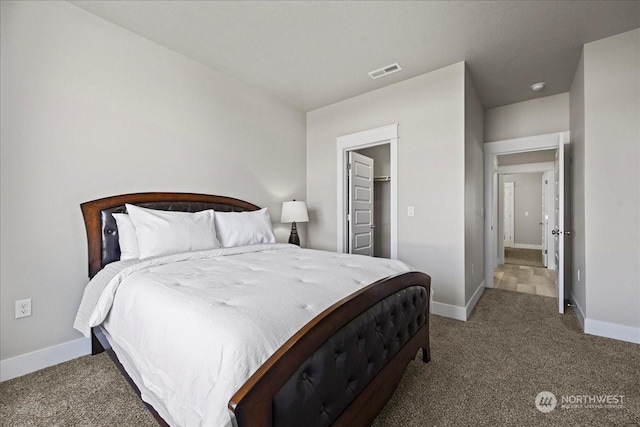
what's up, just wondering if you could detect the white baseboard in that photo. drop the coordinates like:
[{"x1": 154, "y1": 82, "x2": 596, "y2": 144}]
[
  {"x1": 466, "y1": 280, "x2": 485, "y2": 319},
  {"x1": 512, "y1": 243, "x2": 543, "y2": 250},
  {"x1": 567, "y1": 295, "x2": 638, "y2": 344},
  {"x1": 584, "y1": 318, "x2": 640, "y2": 344},
  {"x1": 431, "y1": 281, "x2": 485, "y2": 322},
  {"x1": 0, "y1": 337, "x2": 91, "y2": 382},
  {"x1": 431, "y1": 300, "x2": 467, "y2": 321},
  {"x1": 570, "y1": 293, "x2": 585, "y2": 329}
]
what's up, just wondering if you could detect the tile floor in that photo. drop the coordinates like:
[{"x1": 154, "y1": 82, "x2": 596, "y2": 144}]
[{"x1": 493, "y1": 264, "x2": 556, "y2": 297}]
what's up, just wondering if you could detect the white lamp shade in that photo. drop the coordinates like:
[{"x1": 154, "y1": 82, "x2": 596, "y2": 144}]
[{"x1": 281, "y1": 201, "x2": 309, "y2": 223}]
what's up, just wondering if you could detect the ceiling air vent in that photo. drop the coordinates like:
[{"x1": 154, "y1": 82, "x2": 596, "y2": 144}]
[{"x1": 368, "y1": 63, "x2": 402, "y2": 80}]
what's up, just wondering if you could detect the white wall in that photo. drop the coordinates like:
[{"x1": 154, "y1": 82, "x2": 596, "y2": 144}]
[
  {"x1": 485, "y1": 93, "x2": 569, "y2": 142},
  {"x1": 464, "y1": 70, "x2": 485, "y2": 306},
  {"x1": 502, "y1": 173, "x2": 544, "y2": 247},
  {"x1": 307, "y1": 63, "x2": 468, "y2": 311},
  {"x1": 581, "y1": 29, "x2": 640, "y2": 342},
  {"x1": 0, "y1": 0, "x2": 306, "y2": 369}
]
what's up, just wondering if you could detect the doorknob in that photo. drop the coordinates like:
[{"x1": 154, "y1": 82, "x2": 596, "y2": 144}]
[{"x1": 552, "y1": 229, "x2": 559, "y2": 235}]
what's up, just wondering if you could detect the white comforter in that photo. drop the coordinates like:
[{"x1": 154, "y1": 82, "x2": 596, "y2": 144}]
[{"x1": 74, "y1": 243, "x2": 411, "y2": 427}]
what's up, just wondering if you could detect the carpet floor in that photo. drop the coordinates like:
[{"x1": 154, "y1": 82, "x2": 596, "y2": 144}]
[
  {"x1": 505, "y1": 247, "x2": 545, "y2": 267},
  {"x1": 1, "y1": 289, "x2": 638, "y2": 426}
]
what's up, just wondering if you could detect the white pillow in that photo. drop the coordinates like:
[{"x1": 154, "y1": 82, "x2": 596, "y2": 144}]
[
  {"x1": 113, "y1": 213, "x2": 139, "y2": 260},
  {"x1": 126, "y1": 204, "x2": 220, "y2": 259},
  {"x1": 214, "y1": 208, "x2": 276, "y2": 247}
]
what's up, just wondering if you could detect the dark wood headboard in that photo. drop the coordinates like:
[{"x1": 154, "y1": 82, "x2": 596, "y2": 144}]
[{"x1": 80, "y1": 192, "x2": 260, "y2": 278}]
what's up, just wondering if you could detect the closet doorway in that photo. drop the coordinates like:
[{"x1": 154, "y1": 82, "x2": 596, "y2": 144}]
[
  {"x1": 352, "y1": 145, "x2": 391, "y2": 258},
  {"x1": 336, "y1": 124, "x2": 398, "y2": 260}
]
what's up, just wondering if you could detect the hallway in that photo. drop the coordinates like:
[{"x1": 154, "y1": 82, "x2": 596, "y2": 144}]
[{"x1": 493, "y1": 264, "x2": 556, "y2": 297}]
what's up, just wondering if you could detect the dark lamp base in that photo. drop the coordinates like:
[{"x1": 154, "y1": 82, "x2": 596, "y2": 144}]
[{"x1": 288, "y1": 222, "x2": 300, "y2": 246}]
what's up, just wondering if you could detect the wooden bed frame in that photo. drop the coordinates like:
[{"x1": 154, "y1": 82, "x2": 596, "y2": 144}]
[{"x1": 81, "y1": 192, "x2": 431, "y2": 427}]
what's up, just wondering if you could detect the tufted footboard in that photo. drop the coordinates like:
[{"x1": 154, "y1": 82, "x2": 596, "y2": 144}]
[{"x1": 229, "y1": 271, "x2": 431, "y2": 427}]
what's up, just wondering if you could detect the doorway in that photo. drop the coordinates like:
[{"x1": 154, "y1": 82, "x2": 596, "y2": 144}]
[
  {"x1": 484, "y1": 132, "x2": 571, "y2": 313},
  {"x1": 347, "y1": 150, "x2": 375, "y2": 256},
  {"x1": 352, "y1": 145, "x2": 391, "y2": 258},
  {"x1": 495, "y1": 169, "x2": 555, "y2": 297},
  {"x1": 336, "y1": 124, "x2": 398, "y2": 259}
]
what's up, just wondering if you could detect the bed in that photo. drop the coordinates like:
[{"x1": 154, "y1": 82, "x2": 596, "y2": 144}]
[{"x1": 74, "y1": 192, "x2": 431, "y2": 427}]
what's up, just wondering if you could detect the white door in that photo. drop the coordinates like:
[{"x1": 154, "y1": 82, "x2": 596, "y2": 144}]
[
  {"x1": 504, "y1": 182, "x2": 515, "y2": 247},
  {"x1": 348, "y1": 151, "x2": 374, "y2": 256},
  {"x1": 553, "y1": 138, "x2": 566, "y2": 314},
  {"x1": 546, "y1": 170, "x2": 556, "y2": 271},
  {"x1": 541, "y1": 173, "x2": 547, "y2": 267}
]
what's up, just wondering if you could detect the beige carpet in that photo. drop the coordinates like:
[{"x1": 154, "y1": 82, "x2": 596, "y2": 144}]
[
  {"x1": 2, "y1": 289, "x2": 639, "y2": 426},
  {"x1": 505, "y1": 247, "x2": 545, "y2": 267},
  {"x1": 0, "y1": 350, "x2": 158, "y2": 426}
]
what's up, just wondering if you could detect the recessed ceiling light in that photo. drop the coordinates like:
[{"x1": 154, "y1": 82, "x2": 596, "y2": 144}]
[
  {"x1": 368, "y1": 63, "x2": 402, "y2": 80},
  {"x1": 530, "y1": 82, "x2": 546, "y2": 92}
]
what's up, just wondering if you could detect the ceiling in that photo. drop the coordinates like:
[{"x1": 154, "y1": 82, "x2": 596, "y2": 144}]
[{"x1": 70, "y1": 1, "x2": 639, "y2": 112}]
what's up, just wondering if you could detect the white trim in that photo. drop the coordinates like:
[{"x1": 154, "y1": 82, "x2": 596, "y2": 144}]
[
  {"x1": 512, "y1": 243, "x2": 543, "y2": 250},
  {"x1": 503, "y1": 181, "x2": 515, "y2": 248},
  {"x1": 498, "y1": 161, "x2": 554, "y2": 175},
  {"x1": 484, "y1": 131, "x2": 570, "y2": 155},
  {"x1": 493, "y1": 156, "x2": 499, "y2": 265},
  {"x1": 484, "y1": 131, "x2": 570, "y2": 287},
  {"x1": 466, "y1": 280, "x2": 485, "y2": 319},
  {"x1": 431, "y1": 281, "x2": 485, "y2": 322},
  {"x1": 584, "y1": 319, "x2": 640, "y2": 344},
  {"x1": 556, "y1": 132, "x2": 565, "y2": 314},
  {"x1": 569, "y1": 294, "x2": 639, "y2": 344},
  {"x1": 484, "y1": 154, "x2": 497, "y2": 285},
  {"x1": 336, "y1": 124, "x2": 398, "y2": 259},
  {"x1": 431, "y1": 301, "x2": 467, "y2": 321},
  {"x1": 543, "y1": 170, "x2": 556, "y2": 271},
  {"x1": 0, "y1": 337, "x2": 90, "y2": 382},
  {"x1": 570, "y1": 293, "x2": 585, "y2": 329},
  {"x1": 336, "y1": 124, "x2": 398, "y2": 149}
]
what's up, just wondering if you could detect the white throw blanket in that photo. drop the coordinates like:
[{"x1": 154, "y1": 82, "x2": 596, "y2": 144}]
[{"x1": 74, "y1": 244, "x2": 411, "y2": 427}]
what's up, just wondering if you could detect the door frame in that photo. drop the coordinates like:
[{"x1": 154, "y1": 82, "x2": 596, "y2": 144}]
[
  {"x1": 484, "y1": 131, "x2": 569, "y2": 287},
  {"x1": 496, "y1": 164, "x2": 554, "y2": 265},
  {"x1": 541, "y1": 170, "x2": 557, "y2": 270},
  {"x1": 542, "y1": 172, "x2": 548, "y2": 267},
  {"x1": 503, "y1": 181, "x2": 515, "y2": 248},
  {"x1": 336, "y1": 123, "x2": 398, "y2": 259}
]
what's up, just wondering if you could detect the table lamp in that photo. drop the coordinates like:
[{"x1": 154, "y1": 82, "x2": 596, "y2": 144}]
[{"x1": 281, "y1": 200, "x2": 309, "y2": 246}]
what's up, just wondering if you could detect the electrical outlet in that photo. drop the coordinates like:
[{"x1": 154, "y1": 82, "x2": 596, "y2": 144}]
[
  {"x1": 15, "y1": 299, "x2": 31, "y2": 319},
  {"x1": 407, "y1": 206, "x2": 415, "y2": 217}
]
